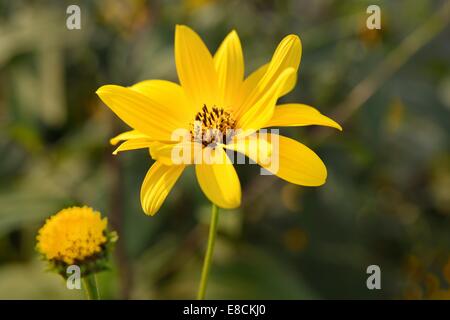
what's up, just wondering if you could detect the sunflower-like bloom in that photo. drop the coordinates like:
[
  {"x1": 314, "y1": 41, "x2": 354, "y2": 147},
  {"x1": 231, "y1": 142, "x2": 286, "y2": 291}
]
[
  {"x1": 97, "y1": 25, "x2": 341, "y2": 215},
  {"x1": 36, "y1": 206, "x2": 115, "y2": 273}
]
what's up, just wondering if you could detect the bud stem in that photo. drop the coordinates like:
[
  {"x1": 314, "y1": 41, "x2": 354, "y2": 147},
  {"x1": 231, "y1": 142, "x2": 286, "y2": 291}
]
[{"x1": 83, "y1": 274, "x2": 100, "y2": 300}]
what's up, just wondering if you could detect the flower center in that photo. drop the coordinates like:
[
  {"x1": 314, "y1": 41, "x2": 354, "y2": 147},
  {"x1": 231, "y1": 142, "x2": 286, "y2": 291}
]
[{"x1": 190, "y1": 104, "x2": 236, "y2": 147}]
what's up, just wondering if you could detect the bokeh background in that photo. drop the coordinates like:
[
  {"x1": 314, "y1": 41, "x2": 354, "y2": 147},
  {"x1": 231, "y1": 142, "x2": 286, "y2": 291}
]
[{"x1": 0, "y1": 0, "x2": 449, "y2": 299}]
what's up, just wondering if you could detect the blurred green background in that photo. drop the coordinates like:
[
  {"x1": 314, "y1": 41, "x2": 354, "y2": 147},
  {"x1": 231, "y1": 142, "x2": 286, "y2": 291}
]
[{"x1": 0, "y1": 0, "x2": 449, "y2": 299}]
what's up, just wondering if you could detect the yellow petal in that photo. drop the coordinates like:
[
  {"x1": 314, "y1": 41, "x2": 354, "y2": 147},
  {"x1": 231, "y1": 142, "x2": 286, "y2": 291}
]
[
  {"x1": 140, "y1": 161, "x2": 185, "y2": 216},
  {"x1": 97, "y1": 85, "x2": 186, "y2": 141},
  {"x1": 110, "y1": 130, "x2": 151, "y2": 145},
  {"x1": 269, "y1": 135, "x2": 327, "y2": 186},
  {"x1": 262, "y1": 34, "x2": 301, "y2": 95},
  {"x1": 234, "y1": 63, "x2": 268, "y2": 117},
  {"x1": 175, "y1": 25, "x2": 219, "y2": 110},
  {"x1": 195, "y1": 147, "x2": 241, "y2": 208},
  {"x1": 237, "y1": 67, "x2": 295, "y2": 132},
  {"x1": 236, "y1": 34, "x2": 301, "y2": 118},
  {"x1": 149, "y1": 140, "x2": 202, "y2": 165},
  {"x1": 214, "y1": 30, "x2": 244, "y2": 107},
  {"x1": 224, "y1": 132, "x2": 272, "y2": 164},
  {"x1": 131, "y1": 79, "x2": 195, "y2": 119},
  {"x1": 231, "y1": 134, "x2": 327, "y2": 186},
  {"x1": 113, "y1": 139, "x2": 153, "y2": 155},
  {"x1": 265, "y1": 104, "x2": 342, "y2": 130}
]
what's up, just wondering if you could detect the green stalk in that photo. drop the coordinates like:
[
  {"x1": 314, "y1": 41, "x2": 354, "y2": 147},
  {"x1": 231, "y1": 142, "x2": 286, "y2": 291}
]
[
  {"x1": 197, "y1": 203, "x2": 220, "y2": 300},
  {"x1": 83, "y1": 274, "x2": 100, "y2": 300}
]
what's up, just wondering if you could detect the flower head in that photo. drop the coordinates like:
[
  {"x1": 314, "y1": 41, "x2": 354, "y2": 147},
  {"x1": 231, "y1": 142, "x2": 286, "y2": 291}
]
[
  {"x1": 36, "y1": 206, "x2": 116, "y2": 275},
  {"x1": 97, "y1": 25, "x2": 342, "y2": 215}
]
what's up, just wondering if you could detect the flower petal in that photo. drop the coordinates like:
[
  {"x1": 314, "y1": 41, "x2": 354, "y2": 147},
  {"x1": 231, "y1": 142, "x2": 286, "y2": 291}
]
[
  {"x1": 236, "y1": 34, "x2": 301, "y2": 119},
  {"x1": 113, "y1": 139, "x2": 153, "y2": 155},
  {"x1": 224, "y1": 132, "x2": 272, "y2": 164},
  {"x1": 149, "y1": 140, "x2": 202, "y2": 165},
  {"x1": 265, "y1": 104, "x2": 342, "y2": 130},
  {"x1": 237, "y1": 67, "x2": 295, "y2": 132},
  {"x1": 267, "y1": 134, "x2": 327, "y2": 186},
  {"x1": 131, "y1": 79, "x2": 195, "y2": 120},
  {"x1": 140, "y1": 161, "x2": 185, "y2": 216},
  {"x1": 234, "y1": 63, "x2": 268, "y2": 117},
  {"x1": 97, "y1": 85, "x2": 186, "y2": 141},
  {"x1": 110, "y1": 130, "x2": 151, "y2": 145},
  {"x1": 214, "y1": 30, "x2": 244, "y2": 107},
  {"x1": 230, "y1": 134, "x2": 327, "y2": 186},
  {"x1": 195, "y1": 147, "x2": 241, "y2": 209},
  {"x1": 175, "y1": 25, "x2": 219, "y2": 110},
  {"x1": 261, "y1": 34, "x2": 301, "y2": 96}
]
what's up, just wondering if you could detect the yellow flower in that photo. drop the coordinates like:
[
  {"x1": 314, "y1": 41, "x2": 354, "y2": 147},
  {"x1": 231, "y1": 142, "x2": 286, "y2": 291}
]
[
  {"x1": 97, "y1": 25, "x2": 342, "y2": 216},
  {"x1": 36, "y1": 206, "x2": 108, "y2": 265}
]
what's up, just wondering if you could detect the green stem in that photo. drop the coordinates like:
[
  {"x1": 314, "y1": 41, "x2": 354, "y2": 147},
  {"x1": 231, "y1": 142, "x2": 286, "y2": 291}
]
[
  {"x1": 197, "y1": 203, "x2": 219, "y2": 300},
  {"x1": 83, "y1": 274, "x2": 100, "y2": 300}
]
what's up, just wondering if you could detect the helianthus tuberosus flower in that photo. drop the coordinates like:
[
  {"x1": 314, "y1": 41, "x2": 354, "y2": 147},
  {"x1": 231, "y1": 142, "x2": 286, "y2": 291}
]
[
  {"x1": 36, "y1": 206, "x2": 117, "y2": 277},
  {"x1": 97, "y1": 25, "x2": 342, "y2": 216}
]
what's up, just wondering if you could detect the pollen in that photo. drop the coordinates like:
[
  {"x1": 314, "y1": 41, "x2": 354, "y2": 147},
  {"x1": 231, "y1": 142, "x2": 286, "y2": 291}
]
[
  {"x1": 190, "y1": 104, "x2": 236, "y2": 146},
  {"x1": 36, "y1": 206, "x2": 108, "y2": 265}
]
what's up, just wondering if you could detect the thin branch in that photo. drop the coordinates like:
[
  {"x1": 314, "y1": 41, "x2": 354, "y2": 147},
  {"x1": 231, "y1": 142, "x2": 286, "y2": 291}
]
[{"x1": 316, "y1": 1, "x2": 450, "y2": 140}]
